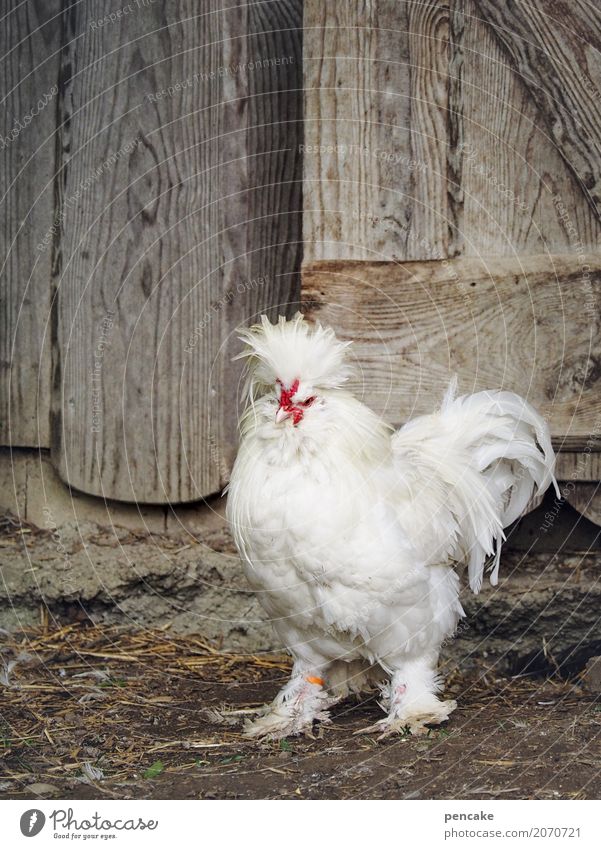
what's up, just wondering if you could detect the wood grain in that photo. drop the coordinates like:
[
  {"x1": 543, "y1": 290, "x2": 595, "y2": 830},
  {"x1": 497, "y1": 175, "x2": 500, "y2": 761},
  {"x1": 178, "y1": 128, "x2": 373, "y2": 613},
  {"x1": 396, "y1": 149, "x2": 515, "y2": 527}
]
[
  {"x1": 303, "y1": 0, "x2": 450, "y2": 261},
  {"x1": 446, "y1": 0, "x2": 465, "y2": 258},
  {"x1": 0, "y1": 0, "x2": 62, "y2": 447},
  {"x1": 219, "y1": 0, "x2": 303, "y2": 474},
  {"x1": 449, "y1": 0, "x2": 601, "y2": 256},
  {"x1": 451, "y1": 0, "x2": 601, "y2": 256},
  {"x1": 474, "y1": 0, "x2": 601, "y2": 222},
  {"x1": 302, "y1": 255, "x2": 601, "y2": 449},
  {"x1": 50, "y1": 0, "x2": 302, "y2": 502},
  {"x1": 304, "y1": 0, "x2": 601, "y2": 260}
]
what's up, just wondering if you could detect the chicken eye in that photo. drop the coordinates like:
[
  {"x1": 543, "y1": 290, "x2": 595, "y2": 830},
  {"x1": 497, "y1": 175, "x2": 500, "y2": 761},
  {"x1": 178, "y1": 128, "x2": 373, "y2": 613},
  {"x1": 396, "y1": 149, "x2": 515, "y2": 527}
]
[{"x1": 300, "y1": 396, "x2": 316, "y2": 407}]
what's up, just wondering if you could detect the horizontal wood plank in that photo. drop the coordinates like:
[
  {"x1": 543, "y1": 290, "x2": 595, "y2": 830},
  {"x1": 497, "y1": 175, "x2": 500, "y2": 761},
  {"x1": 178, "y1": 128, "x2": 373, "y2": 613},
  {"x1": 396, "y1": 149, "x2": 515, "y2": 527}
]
[
  {"x1": 302, "y1": 254, "x2": 601, "y2": 454},
  {"x1": 555, "y1": 453, "x2": 601, "y2": 483}
]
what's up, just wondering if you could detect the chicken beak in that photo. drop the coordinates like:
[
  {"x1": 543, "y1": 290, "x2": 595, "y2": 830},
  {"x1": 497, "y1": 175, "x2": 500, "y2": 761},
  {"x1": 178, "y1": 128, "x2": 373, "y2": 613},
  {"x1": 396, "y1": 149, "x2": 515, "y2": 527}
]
[{"x1": 275, "y1": 406, "x2": 291, "y2": 424}]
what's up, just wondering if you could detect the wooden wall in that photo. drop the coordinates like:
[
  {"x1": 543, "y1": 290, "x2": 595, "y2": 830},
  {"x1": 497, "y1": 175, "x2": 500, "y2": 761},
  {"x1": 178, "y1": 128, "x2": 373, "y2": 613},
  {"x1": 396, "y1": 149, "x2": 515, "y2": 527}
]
[
  {"x1": 3, "y1": 0, "x2": 600, "y2": 511},
  {"x1": 303, "y1": 0, "x2": 601, "y2": 261},
  {"x1": 0, "y1": 0, "x2": 62, "y2": 449},
  {"x1": 302, "y1": 0, "x2": 601, "y2": 517},
  {"x1": 1, "y1": 0, "x2": 302, "y2": 503}
]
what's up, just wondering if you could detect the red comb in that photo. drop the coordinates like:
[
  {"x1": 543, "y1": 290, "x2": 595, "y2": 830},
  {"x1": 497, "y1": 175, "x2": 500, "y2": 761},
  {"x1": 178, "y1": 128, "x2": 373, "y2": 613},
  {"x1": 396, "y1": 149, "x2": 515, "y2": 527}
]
[{"x1": 277, "y1": 378, "x2": 299, "y2": 409}]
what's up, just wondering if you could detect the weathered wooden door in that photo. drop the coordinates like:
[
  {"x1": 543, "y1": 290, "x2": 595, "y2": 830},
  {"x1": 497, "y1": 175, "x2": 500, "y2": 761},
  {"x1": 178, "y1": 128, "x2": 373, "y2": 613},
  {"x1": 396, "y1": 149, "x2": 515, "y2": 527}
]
[
  {"x1": 302, "y1": 0, "x2": 601, "y2": 520},
  {"x1": 3, "y1": 0, "x2": 601, "y2": 512},
  {"x1": 1, "y1": 0, "x2": 302, "y2": 503}
]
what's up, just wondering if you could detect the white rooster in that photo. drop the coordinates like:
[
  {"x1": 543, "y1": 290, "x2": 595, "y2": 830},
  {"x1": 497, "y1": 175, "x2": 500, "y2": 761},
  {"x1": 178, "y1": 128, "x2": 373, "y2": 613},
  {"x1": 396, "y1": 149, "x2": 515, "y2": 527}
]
[{"x1": 226, "y1": 314, "x2": 559, "y2": 739}]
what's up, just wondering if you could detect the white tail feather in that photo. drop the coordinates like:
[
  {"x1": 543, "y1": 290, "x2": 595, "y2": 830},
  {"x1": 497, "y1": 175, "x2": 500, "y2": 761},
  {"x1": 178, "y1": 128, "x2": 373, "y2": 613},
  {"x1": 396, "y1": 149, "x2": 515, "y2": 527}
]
[{"x1": 393, "y1": 381, "x2": 559, "y2": 593}]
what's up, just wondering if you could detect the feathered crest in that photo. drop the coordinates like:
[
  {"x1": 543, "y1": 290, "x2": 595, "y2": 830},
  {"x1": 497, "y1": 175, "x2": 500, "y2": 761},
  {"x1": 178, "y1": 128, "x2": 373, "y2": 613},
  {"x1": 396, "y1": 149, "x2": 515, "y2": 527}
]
[{"x1": 235, "y1": 313, "x2": 353, "y2": 402}]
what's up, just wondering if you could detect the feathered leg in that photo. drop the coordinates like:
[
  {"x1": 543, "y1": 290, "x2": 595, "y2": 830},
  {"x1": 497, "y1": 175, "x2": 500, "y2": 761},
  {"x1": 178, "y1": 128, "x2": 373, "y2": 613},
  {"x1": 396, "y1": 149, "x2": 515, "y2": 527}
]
[
  {"x1": 356, "y1": 655, "x2": 456, "y2": 739},
  {"x1": 243, "y1": 661, "x2": 339, "y2": 740}
]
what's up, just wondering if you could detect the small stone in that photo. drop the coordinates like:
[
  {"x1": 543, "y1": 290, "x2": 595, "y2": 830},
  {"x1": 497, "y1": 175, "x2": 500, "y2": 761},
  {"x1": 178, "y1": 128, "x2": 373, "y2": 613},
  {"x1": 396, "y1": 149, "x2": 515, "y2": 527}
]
[
  {"x1": 583, "y1": 656, "x2": 601, "y2": 693},
  {"x1": 25, "y1": 782, "x2": 61, "y2": 797}
]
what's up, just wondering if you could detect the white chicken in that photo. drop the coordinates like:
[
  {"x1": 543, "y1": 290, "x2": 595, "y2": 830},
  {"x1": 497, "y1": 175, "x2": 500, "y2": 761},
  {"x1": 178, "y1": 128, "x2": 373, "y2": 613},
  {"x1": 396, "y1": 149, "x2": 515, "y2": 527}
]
[{"x1": 226, "y1": 314, "x2": 559, "y2": 739}]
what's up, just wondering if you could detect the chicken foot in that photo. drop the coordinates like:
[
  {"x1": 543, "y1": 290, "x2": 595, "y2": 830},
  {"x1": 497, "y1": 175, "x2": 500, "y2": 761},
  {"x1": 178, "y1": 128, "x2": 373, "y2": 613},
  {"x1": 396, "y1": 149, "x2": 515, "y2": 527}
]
[
  {"x1": 355, "y1": 657, "x2": 456, "y2": 739},
  {"x1": 243, "y1": 663, "x2": 339, "y2": 740}
]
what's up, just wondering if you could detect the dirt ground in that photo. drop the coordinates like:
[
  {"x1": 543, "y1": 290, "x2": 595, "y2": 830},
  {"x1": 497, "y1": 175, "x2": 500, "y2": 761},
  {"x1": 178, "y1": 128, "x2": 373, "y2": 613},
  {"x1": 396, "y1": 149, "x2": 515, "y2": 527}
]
[{"x1": 1, "y1": 624, "x2": 599, "y2": 800}]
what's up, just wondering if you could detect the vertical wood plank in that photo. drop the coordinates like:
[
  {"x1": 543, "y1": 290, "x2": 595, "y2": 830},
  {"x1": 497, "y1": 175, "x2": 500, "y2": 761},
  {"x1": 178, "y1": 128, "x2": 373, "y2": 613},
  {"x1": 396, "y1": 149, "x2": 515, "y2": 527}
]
[
  {"x1": 474, "y1": 0, "x2": 601, "y2": 221},
  {"x1": 446, "y1": 0, "x2": 465, "y2": 256},
  {"x1": 218, "y1": 0, "x2": 303, "y2": 474},
  {"x1": 51, "y1": 0, "x2": 302, "y2": 503},
  {"x1": 456, "y1": 0, "x2": 601, "y2": 256},
  {"x1": 407, "y1": 0, "x2": 450, "y2": 257},
  {"x1": 303, "y1": 0, "x2": 450, "y2": 261},
  {"x1": 0, "y1": 0, "x2": 62, "y2": 447},
  {"x1": 304, "y1": 0, "x2": 601, "y2": 261}
]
